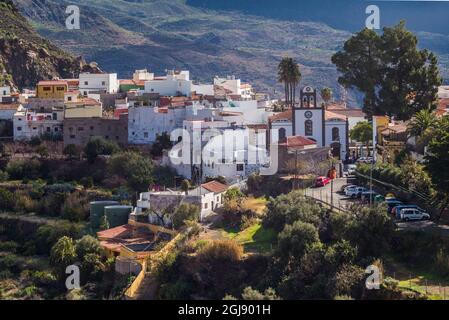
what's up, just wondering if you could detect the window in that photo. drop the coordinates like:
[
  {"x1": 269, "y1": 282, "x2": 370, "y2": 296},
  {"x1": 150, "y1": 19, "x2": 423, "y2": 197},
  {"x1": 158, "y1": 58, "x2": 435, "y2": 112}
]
[
  {"x1": 102, "y1": 81, "x2": 106, "y2": 86},
  {"x1": 54, "y1": 128, "x2": 58, "y2": 132},
  {"x1": 237, "y1": 164, "x2": 244, "y2": 172},
  {"x1": 43, "y1": 87, "x2": 51, "y2": 91},
  {"x1": 78, "y1": 127, "x2": 84, "y2": 131},
  {"x1": 46, "y1": 127, "x2": 51, "y2": 132},
  {"x1": 84, "y1": 91, "x2": 88, "y2": 96},
  {"x1": 90, "y1": 126, "x2": 94, "y2": 130},
  {"x1": 70, "y1": 135, "x2": 75, "y2": 139},
  {"x1": 67, "y1": 97, "x2": 72, "y2": 101},
  {"x1": 17, "y1": 127, "x2": 22, "y2": 131},
  {"x1": 279, "y1": 127, "x2": 286, "y2": 140},
  {"x1": 332, "y1": 127, "x2": 340, "y2": 142},
  {"x1": 204, "y1": 203, "x2": 208, "y2": 209},
  {"x1": 32, "y1": 127, "x2": 37, "y2": 130},
  {"x1": 84, "y1": 81, "x2": 88, "y2": 85},
  {"x1": 305, "y1": 120, "x2": 313, "y2": 136},
  {"x1": 56, "y1": 86, "x2": 65, "y2": 91},
  {"x1": 3, "y1": 91, "x2": 6, "y2": 95},
  {"x1": 144, "y1": 132, "x2": 148, "y2": 138},
  {"x1": 52, "y1": 113, "x2": 57, "y2": 120}
]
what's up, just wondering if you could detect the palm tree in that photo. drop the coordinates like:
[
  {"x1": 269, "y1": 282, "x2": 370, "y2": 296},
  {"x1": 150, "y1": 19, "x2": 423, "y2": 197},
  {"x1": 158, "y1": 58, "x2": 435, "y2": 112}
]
[
  {"x1": 320, "y1": 87, "x2": 333, "y2": 107},
  {"x1": 407, "y1": 109, "x2": 438, "y2": 138},
  {"x1": 278, "y1": 57, "x2": 301, "y2": 135}
]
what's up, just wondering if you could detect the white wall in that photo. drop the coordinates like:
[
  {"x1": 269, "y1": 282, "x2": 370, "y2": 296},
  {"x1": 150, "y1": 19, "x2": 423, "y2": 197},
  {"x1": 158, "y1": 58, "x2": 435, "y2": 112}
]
[
  {"x1": 0, "y1": 86, "x2": 11, "y2": 99},
  {"x1": 270, "y1": 121, "x2": 293, "y2": 144},
  {"x1": 128, "y1": 106, "x2": 186, "y2": 144},
  {"x1": 214, "y1": 77, "x2": 241, "y2": 95},
  {"x1": 79, "y1": 73, "x2": 118, "y2": 95},
  {"x1": 325, "y1": 120, "x2": 348, "y2": 160},
  {"x1": 191, "y1": 84, "x2": 214, "y2": 96},
  {"x1": 221, "y1": 100, "x2": 267, "y2": 124},
  {"x1": 14, "y1": 110, "x2": 63, "y2": 141},
  {"x1": 294, "y1": 109, "x2": 324, "y2": 147},
  {"x1": 145, "y1": 78, "x2": 192, "y2": 97}
]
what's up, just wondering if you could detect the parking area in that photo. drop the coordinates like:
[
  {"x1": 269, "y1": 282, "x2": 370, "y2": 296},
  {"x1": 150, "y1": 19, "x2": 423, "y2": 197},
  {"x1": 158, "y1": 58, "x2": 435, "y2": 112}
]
[{"x1": 306, "y1": 176, "x2": 449, "y2": 235}]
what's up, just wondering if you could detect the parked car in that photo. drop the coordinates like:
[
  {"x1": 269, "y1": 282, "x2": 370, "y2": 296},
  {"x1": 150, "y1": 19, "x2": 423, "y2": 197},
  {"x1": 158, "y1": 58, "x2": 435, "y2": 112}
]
[
  {"x1": 346, "y1": 187, "x2": 368, "y2": 198},
  {"x1": 361, "y1": 190, "x2": 379, "y2": 202},
  {"x1": 400, "y1": 208, "x2": 430, "y2": 221},
  {"x1": 315, "y1": 176, "x2": 331, "y2": 187},
  {"x1": 341, "y1": 184, "x2": 357, "y2": 193},
  {"x1": 346, "y1": 164, "x2": 357, "y2": 175},
  {"x1": 392, "y1": 205, "x2": 424, "y2": 219},
  {"x1": 386, "y1": 199, "x2": 403, "y2": 214},
  {"x1": 357, "y1": 157, "x2": 374, "y2": 164}
]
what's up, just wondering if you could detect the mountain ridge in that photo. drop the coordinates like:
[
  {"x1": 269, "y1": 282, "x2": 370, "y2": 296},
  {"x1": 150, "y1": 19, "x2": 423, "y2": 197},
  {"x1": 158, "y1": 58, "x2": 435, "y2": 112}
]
[{"x1": 8, "y1": 0, "x2": 449, "y2": 101}]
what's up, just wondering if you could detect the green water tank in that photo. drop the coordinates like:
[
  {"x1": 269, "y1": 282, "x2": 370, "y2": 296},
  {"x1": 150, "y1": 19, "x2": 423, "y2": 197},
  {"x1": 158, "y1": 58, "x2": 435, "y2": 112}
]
[
  {"x1": 104, "y1": 205, "x2": 133, "y2": 228},
  {"x1": 90, "y1": 201, "x2": 119, "y2": 229}
]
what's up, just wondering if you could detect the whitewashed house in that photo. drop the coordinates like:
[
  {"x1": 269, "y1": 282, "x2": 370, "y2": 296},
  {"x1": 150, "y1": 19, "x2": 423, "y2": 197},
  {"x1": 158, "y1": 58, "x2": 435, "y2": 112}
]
[
  {"x1": 0, "y1": 86, "x2": 11, "y2": 102},
  {"x1": 79, "y1": 73, "x2": 119, "y2": 96},
  {"x1": 131, "y1": 180, "x2": 229, "y2": 224},
  {"x1": 144, "y1": 70, "x2": 192, "y2": 97},
  {"x1": 14, "y1": 105, "x2": 64, "y2": 141}
]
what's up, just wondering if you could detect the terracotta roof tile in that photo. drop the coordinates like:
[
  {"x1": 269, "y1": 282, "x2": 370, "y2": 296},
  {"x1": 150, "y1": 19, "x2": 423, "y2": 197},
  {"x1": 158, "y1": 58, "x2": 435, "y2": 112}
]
[
  {"x1": 278, "y1": 136, "x2": 317, "y2": 148},
  {"x1": 201, "y1": 181, "x2": 228, "y2": 194},
  {"x1": 269, "y1": 110, "x2": 292, "y2": 122}
]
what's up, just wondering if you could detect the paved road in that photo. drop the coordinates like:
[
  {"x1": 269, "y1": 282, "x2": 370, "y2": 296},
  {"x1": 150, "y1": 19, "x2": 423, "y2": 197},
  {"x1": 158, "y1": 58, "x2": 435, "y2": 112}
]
[
  {"x1": 305, "y1": 177, "x2": 449, "y2": 236},
  {"x1": 305, "y1": 177, "x2": 359, "y2": 211}
]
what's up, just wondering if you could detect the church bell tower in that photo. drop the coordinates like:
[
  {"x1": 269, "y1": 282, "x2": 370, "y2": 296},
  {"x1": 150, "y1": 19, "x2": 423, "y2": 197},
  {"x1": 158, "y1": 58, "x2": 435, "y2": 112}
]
[{"x1": 294, "y1": 86, "x2": 325, "y2": 147}]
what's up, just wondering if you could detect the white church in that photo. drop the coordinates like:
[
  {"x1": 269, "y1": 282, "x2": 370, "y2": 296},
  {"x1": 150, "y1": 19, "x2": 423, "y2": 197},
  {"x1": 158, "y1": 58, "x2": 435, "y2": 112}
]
[{"x1": 269, "y1": 86, "x2": 364, "y2": 160}]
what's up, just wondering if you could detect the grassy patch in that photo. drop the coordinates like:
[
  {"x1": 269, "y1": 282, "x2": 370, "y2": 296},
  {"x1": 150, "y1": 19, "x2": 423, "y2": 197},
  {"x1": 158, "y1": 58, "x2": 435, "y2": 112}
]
[
  {"x1": 241, "y1": 197, "x2": 267, "y2": 215},
  {"x1": 221, "y1": 223, "x2": 277, "y2": 254},
  {"x1": 385, "y1": 257, "x2": 449, "y2": 300}
]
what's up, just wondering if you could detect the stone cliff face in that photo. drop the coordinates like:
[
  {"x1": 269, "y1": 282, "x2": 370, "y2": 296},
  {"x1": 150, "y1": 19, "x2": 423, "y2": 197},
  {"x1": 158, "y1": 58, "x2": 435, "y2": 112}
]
[{"x1": 0, "y1": 0, "x2": 87, "y2": 89}]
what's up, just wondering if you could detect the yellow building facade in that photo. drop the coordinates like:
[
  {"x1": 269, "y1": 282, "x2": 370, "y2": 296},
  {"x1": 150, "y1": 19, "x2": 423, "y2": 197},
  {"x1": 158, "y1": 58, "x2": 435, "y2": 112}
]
[{"x1": 37, "y1": 81, "x2": 68, "y2": 99}]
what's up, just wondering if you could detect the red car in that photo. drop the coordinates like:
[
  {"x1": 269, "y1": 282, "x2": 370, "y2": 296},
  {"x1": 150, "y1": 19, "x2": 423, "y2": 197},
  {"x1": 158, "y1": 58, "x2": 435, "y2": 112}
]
[{"x1": 315, "y1": 176, "x2": 331, "y2": 187}]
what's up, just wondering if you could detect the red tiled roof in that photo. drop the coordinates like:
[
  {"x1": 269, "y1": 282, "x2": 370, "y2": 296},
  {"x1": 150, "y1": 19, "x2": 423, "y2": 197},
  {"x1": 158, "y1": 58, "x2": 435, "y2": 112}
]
[
  {"x1": 381, "y1": 123, "x2": 408, "y2": 134},
  {"x1": 327, "y1": 109, "x2": 365, "y2": 118},
  {"x1": 269, "y1": 110, "x2": 292, "y2": 122},
  {"x1": 97, "y1": 224, "x2": 155, "y2": 253},
  {"x1": 81, "y1": 97, "x2": 101, "y2": 106},
  {"x1": 278, "y1": 136, "x2": 317, "y2": 148},
  {"x1": 325, "y1": 110, "x2": 347, "y2": 121},
  {"x1": 201, "y1": 181, "x2": 228, "y2": 194},
  {"x1": 0, "y1": 103, "x2": 20, "y2": 110},
  {"x1": 97, "y1": 224, "x2": 133, "y2": 240},
  {"x1": 38, "y1": 80, "x2": 68, "y2": 86}
]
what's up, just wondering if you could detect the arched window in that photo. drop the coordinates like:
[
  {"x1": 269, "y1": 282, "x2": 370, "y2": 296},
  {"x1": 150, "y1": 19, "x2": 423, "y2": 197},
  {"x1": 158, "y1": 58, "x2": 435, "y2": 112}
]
[
  {"x1": 305, "y1": 120, "x2": 313, "y2": 136},
  {"x1": 279, "y1": 127, "x2": 286, "y2": 141},
  {"x1": 332, "y1": 127, "x2": 340, "y2": 142}
]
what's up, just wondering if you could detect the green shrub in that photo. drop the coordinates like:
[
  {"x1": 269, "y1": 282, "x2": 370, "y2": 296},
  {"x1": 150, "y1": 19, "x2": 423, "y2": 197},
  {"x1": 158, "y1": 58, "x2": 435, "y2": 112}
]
[
  {"x1": 0, "y1": 188, "x2": 15, "y2": 211},
  {"x1": 6, "y1": 159, "x2": 41, "y2": 180}
]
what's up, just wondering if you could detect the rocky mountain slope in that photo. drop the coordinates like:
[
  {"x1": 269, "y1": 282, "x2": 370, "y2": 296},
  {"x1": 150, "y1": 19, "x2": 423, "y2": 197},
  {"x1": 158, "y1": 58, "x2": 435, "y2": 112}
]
[
  {"x1": 8, "y1": 0, "x2": 449, "y2": 100},
  {"x1": 0, "y1": 0, "x2": 85, "y2": 89}
]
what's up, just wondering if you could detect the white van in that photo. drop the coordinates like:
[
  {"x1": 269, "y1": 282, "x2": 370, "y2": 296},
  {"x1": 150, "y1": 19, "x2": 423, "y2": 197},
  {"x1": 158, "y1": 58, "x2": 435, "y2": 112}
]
[{"x1": 400, "y1": 209, "x2": 430, "y2": 221}]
